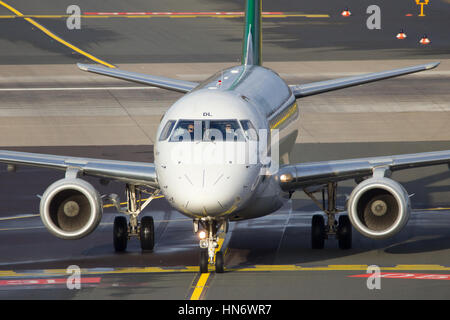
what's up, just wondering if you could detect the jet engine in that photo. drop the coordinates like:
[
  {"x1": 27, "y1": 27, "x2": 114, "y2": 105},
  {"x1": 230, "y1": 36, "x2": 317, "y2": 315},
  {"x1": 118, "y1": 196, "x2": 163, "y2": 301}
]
[
  {"x1": 40, "y1": 178, "x2": 103, "y2": 240},
  {"x1": 347, "y1": 177, "x2": 411, "y2": 239}
]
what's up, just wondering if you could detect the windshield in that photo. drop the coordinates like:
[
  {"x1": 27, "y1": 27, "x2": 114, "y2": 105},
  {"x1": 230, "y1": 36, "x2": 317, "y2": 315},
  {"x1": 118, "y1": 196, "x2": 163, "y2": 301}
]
[{"x1": 169, "y1": 119, "x2": 247, "y2": 142}]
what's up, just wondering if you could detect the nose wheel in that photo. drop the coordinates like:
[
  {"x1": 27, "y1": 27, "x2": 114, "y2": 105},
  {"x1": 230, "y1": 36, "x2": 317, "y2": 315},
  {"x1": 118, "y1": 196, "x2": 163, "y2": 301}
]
[
  {"x1": 215, "y1": 251, "x2": 224, "y2": 273},
  {"x1": 199, "y1": 249, "x2": 208, "y2": 273},
  {"x1": 196, "y1": 219, "x2": 227, "y2": 273}
]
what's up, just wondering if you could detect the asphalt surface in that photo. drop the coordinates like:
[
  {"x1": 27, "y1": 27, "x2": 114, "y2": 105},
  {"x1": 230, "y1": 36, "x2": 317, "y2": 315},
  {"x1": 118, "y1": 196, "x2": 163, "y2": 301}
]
[
  {"x1": 0, "y1": 0, "x2": 449, "y2": 64},
  {"x1": 0, "y1": 144, "x2": 449, "y2": 300},
  {"x1": 0, "y1": 0, "x2": 449, "y2": 301}
]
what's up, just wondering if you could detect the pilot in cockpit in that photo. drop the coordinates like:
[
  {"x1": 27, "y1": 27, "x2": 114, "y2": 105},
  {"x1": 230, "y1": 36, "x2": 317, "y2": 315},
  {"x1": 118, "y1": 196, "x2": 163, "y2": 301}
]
[
  {"x1": 171, "y1": 121, "x2": 195, "y2": 141},
  {"x1": 224, "y1": 122, "x2": 238, "y2": 141},
  {"x1": 187, "y1": 123, "x2": 194, "y2": 140}
]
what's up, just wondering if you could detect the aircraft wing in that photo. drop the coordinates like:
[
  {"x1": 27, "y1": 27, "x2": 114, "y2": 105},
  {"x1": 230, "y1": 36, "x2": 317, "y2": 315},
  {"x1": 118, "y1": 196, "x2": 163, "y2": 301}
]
[
  {"x1": 277, "y1": 150, "x2": 450, "y2": 191},
  {"x1": 289, "y1": 62, "x2": 439, "y2": 99},
  {"x1": 0, "y1": 150, "x2": 158, "y2": 187},
  {"x1": 77, "y1": 63, "x2": 199, "y2": 93}
]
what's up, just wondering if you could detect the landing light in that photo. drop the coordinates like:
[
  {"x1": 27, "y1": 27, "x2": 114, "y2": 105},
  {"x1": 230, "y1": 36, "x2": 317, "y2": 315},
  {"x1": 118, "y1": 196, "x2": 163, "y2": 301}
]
[
  {"x1": 280, "y1": 173, "x2": 293, "y2": 183},
  {"x1": 198, "y1": 231, "x2": 207, "y2": 240}
]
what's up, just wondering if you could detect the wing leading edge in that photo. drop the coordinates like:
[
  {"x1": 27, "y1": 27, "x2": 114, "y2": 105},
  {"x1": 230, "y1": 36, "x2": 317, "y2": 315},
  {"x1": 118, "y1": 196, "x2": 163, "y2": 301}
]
[
  {"x1": 77, "y1": 63, "x2": 199, "y2": 93},
  {"x1": 277, "y1": 150, "x2": 450, "y2": 191},
  {"x1": 0, "y1": 150, "x2": 158, "y2": 187},
  {"x1": 290, "y1": 62, "x2": 440, "y2": 99}
]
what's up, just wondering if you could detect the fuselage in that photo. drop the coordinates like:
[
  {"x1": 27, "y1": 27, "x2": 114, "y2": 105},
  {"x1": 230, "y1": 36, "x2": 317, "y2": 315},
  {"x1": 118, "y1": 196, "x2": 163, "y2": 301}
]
[{"x1": 155, "y1": 64, "x2": 299, "y2": 221}]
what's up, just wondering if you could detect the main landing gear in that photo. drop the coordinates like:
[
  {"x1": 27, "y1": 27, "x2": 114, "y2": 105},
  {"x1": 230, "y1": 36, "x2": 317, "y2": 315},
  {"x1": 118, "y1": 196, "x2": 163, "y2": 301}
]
[
  {"x1": 194, "y1": 219, "x2": 228, "y2": 273},
  {"x1": 108, "y1": 184, "x2": 160, "y2": 252},
  {"x1": 304, "y1": 182, "x2": 352, "y2": 250}
]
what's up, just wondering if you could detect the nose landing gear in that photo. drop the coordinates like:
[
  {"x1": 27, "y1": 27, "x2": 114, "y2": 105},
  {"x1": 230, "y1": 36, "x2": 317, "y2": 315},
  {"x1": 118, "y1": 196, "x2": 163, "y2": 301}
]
[{"x1": 195, "y1": 219, "x2": 228, "y2": 273}]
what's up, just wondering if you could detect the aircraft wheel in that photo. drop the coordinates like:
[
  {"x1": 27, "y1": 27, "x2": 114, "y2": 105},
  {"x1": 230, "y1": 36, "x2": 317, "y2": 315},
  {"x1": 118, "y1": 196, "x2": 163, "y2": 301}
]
[
  {"x1": 215, "y1": 251, "x2": 224, "y2": 273},
  {"x1": 311, "y1": 215, "x2": 325, "y2": 249},
  {"x1": 199, "y1": 249, "x2": 209, "y2": 274},
  {"x1": 337, "y1": 215, "x2": 352, "y2": 250},
  {"x1": 140, "y1": 216, "x2": 155, "y2": 251},
  {"x1": 113, "y1": 216, "x2": 128, "y2": 252}
]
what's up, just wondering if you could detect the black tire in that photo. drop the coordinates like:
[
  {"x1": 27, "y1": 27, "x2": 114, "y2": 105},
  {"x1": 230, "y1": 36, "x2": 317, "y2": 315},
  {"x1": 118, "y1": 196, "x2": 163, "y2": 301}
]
[
  {"x1": 113, "y1": 216, "x2": 128, "y2": 252},
  {"x1": 215, "y1": 251, "x2": 224, "y2": 274},
  {"x1": 311, "y1": 215, "x2": 325, "y2": 249},
  {"x1": 140, "y1": 216, "x2": 155, "y2": 251},
  {"x1": 199, "y1": 249, "x2": 209, "y2": 274},
  {"x1": 337, "y1": 215, "x2": 352, "y2": 250}
]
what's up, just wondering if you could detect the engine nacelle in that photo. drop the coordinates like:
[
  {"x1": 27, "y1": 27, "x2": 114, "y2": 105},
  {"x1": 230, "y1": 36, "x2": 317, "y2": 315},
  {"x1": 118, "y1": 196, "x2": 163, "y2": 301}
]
[
  {"x1": 348, "y1": 177, "x2": 411, "y2": 239},
  {"x1": 40, "y1": 178, "x2": 103, "y2": 240}
]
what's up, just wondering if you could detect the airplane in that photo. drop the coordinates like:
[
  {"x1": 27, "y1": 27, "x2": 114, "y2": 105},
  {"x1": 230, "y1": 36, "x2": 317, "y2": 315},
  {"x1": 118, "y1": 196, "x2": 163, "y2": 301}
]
[{"x1": 0, "y1": 0, "x2": 447, "y2": 274}]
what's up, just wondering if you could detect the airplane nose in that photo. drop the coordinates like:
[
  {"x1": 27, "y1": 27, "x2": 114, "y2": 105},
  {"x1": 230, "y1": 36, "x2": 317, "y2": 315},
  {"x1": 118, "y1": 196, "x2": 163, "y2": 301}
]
[{"x1": 162, "y1": 164, "x2": 260, "y2": 217}]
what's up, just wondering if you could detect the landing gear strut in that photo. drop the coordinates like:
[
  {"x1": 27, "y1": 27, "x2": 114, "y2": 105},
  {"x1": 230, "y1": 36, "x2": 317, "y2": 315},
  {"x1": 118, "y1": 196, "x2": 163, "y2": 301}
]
[
  {"x1": 195, "y1": 219, "x2": 227, "y2": 273},
  {"x1": 304, "y1": 182, "x2": 352, "y2": 249},
  {"x1": 108, "y1": 184, "x2": 160, "y2": 252}
]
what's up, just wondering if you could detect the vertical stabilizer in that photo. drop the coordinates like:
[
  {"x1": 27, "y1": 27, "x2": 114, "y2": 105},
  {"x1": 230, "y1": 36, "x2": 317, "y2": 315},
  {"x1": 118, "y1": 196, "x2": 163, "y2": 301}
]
[{"x1": 242, "y1": 0, "x2": 262, "y2": 66}]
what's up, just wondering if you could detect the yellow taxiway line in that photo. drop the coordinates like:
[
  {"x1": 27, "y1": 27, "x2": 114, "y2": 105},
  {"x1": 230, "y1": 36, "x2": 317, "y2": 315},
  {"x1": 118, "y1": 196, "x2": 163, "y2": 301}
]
[
  {"x1": 0, "y1": 14, "x2": 330, "y2": 19},
  {"x1": 1, "y1": 264, "x2": 449, "y2": 279},
  {"x1": 0, "y1": 1, "x2": 115, "y2": 68},
  {"x1": 189, "y1": 236, "x2": 226, "y2": 300}
]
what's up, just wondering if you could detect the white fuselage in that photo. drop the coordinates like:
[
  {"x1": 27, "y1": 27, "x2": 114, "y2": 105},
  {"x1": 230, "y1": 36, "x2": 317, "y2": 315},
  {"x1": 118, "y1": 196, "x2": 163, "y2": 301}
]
[{"x1": 155, "y1": 65, "x2": 299, "y2": 221}]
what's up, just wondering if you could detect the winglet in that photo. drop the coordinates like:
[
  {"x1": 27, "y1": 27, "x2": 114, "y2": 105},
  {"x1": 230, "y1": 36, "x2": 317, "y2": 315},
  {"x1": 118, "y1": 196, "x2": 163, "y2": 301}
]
[
  {"x1": 425, "y1": 62, "x2": 440, "y2": 70},
  {"x1": 77, "y1": 63, "x2": 89, "y2": 71}
]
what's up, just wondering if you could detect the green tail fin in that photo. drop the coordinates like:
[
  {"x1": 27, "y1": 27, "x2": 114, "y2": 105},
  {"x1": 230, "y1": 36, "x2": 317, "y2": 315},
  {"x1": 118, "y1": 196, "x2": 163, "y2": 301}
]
[{"x1": 242, "y1": 0, "x2": 262, "y2": 66}]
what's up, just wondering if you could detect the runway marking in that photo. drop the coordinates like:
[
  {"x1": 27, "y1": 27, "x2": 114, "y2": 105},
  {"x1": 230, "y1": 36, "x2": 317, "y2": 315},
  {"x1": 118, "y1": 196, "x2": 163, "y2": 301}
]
[
  {"x1": 0, "y1": 196, "x2": 165, "y2": 224},
  {"x1": 0, "y1": 277, "x2": 101, "y2": 286},
  {"x1": 189, "y1": 273, "x2": 210, "y2": 300},
  {"x1": 84, "y1": 11, "x2": 330, "y2": 19},
  {"x1": 188, "y1": 235, "x2": 226, "y2": 300},
  {"x1": 0, "y1": 214, "x2": 39, "y2": 221},
  {"x1": 349, "y1": 273, "x2": 450, "y2": 280},
  {"x1": 0, "y1": 87, "x2": 159, "y2": 92},
  {"x1": 0, "y1": 12, "x2": 330, "y2": 19},
  {"x1": 1, "y1": 265, "x2": 450, "y2": 279},
  {"x1": 0, "y1": 1, "x2": 115, "y2": 68}
]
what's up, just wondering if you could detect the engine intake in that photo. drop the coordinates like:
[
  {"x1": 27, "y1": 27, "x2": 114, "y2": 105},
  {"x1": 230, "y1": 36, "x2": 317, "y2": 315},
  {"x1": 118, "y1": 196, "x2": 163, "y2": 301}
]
[
  {"x1": 40, "y1": 178, "x2": 103, "y2": 240},
  {"x1": 348, "y1": 177, "x2": 411, "y2": 239}
]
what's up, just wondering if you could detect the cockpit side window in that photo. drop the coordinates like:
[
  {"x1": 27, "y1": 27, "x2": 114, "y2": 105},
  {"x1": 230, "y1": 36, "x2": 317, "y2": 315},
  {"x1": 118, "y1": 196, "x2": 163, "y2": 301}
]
[
  {"x1": 240, "y1": 120, "x2": 258, "y2": 141},
  {"x1": 159, "y1": 120, "x2": 176, "y2": 141}
]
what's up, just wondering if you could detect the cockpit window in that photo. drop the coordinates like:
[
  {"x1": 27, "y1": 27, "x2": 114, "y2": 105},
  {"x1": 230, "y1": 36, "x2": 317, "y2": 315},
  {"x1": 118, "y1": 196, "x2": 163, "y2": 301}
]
[
  {"x1": 169, "y1": 120, "x2": 197, "y2": 142},
  {"x1": 240, "y1": 120, "x2": 258, "y2": 141},
  {"x1": 158, "y1": 120, "x2": 176, "y2": 141},
  {"x1": 169, "y1": 119, "x2": 246, "y2": 142}
]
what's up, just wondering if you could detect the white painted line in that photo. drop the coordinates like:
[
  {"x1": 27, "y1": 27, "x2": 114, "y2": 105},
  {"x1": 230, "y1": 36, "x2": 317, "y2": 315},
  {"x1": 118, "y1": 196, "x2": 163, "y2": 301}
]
[
  {"x1": 0, "y1": 86, "x2": 159, "y2": 91},
  {"x1": 0, "y1": 214, "x2": 40, "y2": 221}
]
